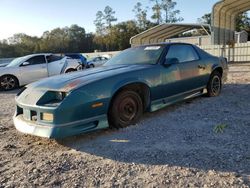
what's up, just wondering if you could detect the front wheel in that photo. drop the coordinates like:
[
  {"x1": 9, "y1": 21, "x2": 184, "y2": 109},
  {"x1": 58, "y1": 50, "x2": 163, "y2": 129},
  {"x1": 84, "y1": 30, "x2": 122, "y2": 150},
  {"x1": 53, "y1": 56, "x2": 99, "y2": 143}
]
[
  {"x1": 207, "y1": 71, "x2": 222, "y2": 97},
  {"x1": 108, "y1": 90, "x2": 143, "y2": 129},
  {"x1": 0, "y1": 75, "x2": 19, "y2": 91}
]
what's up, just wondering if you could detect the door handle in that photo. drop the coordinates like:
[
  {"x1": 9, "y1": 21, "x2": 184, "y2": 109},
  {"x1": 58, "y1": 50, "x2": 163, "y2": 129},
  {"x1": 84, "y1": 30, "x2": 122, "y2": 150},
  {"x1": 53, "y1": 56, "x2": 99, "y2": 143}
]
[{"x1": 198, "y1": 65, "x2": 206, "y2": 69}]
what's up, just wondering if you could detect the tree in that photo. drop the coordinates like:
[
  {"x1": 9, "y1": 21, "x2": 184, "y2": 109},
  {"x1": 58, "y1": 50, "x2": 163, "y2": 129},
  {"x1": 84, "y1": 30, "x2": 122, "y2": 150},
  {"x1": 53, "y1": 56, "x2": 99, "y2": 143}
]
[
  {"x1": 150, "y1": 0, "x2": 183, "y2": 24},
  {"x1": 110, "y1": 20, "x2": 141, "y2": 50},
  {"x1": 150, "y1": 0, "x2": 162, "y2": 24},
  {"x1": 197, "y1": 13, "x2": 211, "y2": 25},
  {"x1": 104, "y1": 6, "x2": 117, "y2": 28},
  {"x1": 94, "y1": 11, "x2": 105, "y2": 35},
  {"x1": 235, "y1": 12, "x2": 250, "y2": 33},
  {"x1": 133, "y1": 2, "x2": 149, "y2": 30},
  {"x1": 198, "y1": 12, "x2": 250, "y2": 33},
  {"x1": 161, "y1": 0, "x2": 183, "y2": 23}
]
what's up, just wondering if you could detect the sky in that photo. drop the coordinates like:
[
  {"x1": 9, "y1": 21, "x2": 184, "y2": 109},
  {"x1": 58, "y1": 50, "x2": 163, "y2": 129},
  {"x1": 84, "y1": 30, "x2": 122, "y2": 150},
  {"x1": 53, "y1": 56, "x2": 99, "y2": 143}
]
[{"x1": 0, "y1": 0, "x2": 220, "y2": 40}]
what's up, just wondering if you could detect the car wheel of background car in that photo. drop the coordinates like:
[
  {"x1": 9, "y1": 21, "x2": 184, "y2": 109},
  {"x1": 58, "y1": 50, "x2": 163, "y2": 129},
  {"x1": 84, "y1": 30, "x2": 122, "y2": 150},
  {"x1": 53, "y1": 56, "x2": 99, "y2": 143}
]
[
  {"x1": 207, "y1": 71, "x2": 222, "y2": 97},
  {"x1": 89, "y1": 64, "x2": 95, "y2": 68},
  {"x1": 0, "y1": 75, "x2": 19, "y2": 91},
  {"x1": 108, "y1": 90, "x2": 143, "y2": 129},
  {"x1": 65, "y1": 68, "x2": 76, "y2": 73}
]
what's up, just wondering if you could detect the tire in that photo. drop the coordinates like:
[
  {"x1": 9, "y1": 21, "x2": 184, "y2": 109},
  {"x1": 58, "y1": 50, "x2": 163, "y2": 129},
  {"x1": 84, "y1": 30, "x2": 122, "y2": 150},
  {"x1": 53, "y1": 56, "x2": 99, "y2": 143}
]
[
  {"x1": 65, "y1": 69, "x2": 76, "y2": 73},
  {"x1": 108, "y1": 90, "x2": 143, "y2": 129},
  {"x1": 0, "y1": 75, "x2": 19, "y2": 91},
  {"x1": 89, "y1": 64, "x2": 94, "y2": 68},
  {"x1": 207, "y1": 71, "x2": 222, "y2": 97}
]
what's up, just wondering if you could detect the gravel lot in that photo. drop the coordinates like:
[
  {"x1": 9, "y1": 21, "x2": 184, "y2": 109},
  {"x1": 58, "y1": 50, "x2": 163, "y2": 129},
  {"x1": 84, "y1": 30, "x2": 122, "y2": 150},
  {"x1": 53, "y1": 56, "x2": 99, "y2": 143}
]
[{"x1": 0, "y1": 64, "x2": 250, "y2": 187}]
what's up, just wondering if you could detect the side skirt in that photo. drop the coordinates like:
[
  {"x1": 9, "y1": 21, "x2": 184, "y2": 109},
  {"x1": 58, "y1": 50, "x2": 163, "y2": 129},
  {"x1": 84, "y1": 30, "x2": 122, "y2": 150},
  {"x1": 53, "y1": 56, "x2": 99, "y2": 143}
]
[{"x1": 150, "y1": 87, "x2": 206, "y2": 112}]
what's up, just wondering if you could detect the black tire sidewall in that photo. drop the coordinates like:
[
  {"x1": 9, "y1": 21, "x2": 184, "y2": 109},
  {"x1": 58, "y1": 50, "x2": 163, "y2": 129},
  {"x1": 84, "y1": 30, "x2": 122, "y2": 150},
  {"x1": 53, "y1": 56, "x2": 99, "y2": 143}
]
[
  {"x1": 0, "y1": 75, "x2": 18, "y2": 91},
  {"x1": 65, "y1": 69, "x2": 76, "y2": 73},
  {"x1": 108, "y1": 90, "x2": 143, "y2": 128},
  {"x1": 207, "y1": 71, "x2": 222, "y2": 97}
]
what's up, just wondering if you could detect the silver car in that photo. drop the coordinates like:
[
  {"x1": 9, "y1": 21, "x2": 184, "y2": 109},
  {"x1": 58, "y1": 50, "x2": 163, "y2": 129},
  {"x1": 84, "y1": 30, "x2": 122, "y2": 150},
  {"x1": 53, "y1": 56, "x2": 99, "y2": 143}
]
[
  {"x1": 0, "y1": 53, "x2": 79, "y2": 90},
  {"x1": 87, "y1": 56, "x2": 109, "y2": 68}
]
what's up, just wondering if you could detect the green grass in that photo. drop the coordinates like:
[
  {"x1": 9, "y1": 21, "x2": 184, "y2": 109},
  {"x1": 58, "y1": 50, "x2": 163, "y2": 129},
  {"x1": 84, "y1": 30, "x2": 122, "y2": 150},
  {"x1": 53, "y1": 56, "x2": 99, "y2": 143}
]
[{"x1": 213, "y1": 124, "x2": 228, "y2": 134}]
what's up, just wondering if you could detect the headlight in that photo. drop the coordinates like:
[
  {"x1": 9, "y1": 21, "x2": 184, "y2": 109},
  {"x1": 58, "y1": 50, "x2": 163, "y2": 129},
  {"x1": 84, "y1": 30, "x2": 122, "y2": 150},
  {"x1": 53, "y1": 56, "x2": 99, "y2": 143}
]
[
  {"x1": 55, "y1": 92, "x2": 68, "y2": 101},
  {"x1": 36, "y1": 91, "x2": 69, "y2": 107}
]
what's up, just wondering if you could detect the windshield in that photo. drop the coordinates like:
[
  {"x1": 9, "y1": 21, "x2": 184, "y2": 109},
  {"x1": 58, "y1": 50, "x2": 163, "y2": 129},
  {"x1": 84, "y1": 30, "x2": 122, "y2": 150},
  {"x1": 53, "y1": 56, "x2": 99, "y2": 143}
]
[
  {"x1": 7, "y1": 57, "x2": 25, "y2": 67},
  {"x1": 105, "y1": 46, "x2": 164, "y2": 66}
]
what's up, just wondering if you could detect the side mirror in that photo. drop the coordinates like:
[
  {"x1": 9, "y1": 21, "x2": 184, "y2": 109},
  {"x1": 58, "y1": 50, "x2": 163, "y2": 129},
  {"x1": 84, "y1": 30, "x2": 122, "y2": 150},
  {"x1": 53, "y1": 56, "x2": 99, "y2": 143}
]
[
  {"x1": 21, "y1": 62, "x2": 30, "y2": 66},
  {"x1": 164, "y1": 58, "x2": 179, "y2": 66}
]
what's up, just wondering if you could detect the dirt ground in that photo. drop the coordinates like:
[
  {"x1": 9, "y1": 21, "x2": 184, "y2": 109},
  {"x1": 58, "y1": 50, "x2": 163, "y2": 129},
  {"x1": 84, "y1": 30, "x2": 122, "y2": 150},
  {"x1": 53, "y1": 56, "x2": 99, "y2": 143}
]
[{"x1": 0, "y1": 64, "x2": 250, "y2": 188}]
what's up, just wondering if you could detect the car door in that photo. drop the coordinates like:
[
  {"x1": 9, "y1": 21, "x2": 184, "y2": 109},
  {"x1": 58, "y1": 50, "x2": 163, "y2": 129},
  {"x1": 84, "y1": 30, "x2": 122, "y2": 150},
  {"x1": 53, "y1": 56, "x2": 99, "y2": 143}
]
[
  {"x1": 165, "y1": 44, "x2": 206, "y2": 94},
  {"x1": 160, "y1": 59, "x2": 182, "y2": 98},
  {"x1": 19, "y1": 55, "x2": 48, "y2": 84},
  {"x1": 46, "y1": 55, "x2": 65, "y2": 76}
]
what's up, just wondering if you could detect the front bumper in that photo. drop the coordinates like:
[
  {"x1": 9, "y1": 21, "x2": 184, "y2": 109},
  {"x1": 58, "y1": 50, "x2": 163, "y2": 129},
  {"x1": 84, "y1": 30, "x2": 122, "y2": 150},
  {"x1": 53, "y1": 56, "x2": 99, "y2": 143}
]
[{"x1": 13, "y1": 114, "x2": 109, "y2": 139}]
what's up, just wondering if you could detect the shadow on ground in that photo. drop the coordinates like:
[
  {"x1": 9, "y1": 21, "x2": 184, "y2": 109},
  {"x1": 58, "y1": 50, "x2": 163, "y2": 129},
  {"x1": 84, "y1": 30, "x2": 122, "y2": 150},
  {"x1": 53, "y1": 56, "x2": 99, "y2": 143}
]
[
  {"x1": 57, "y1": 83, "x2": 250, "y2": 175},
  {"x1": 0, "y1": 88, "x2": 21, "y2": 94}
]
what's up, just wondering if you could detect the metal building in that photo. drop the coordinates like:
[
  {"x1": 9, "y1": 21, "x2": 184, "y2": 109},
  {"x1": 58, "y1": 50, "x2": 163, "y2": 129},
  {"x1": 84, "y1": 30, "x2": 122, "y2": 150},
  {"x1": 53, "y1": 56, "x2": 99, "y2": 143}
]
[
  {"x1": 130, "y1": 0, "x2": 250, "y2": 46},
  {"x1": 130, "y1": 23, "x2": 210, "y2": 47},
  {"x1": 212, "y1": 0, "x2": 250, "y2": 44}
]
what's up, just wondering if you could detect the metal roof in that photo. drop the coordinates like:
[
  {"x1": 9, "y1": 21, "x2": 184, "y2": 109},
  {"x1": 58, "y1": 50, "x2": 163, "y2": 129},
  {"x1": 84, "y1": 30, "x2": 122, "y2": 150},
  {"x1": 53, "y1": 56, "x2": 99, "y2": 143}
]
[
  {"x1": 130, "y1": 23, "x2": 211, "y2": 47},
  {"x1": 212, "y1": 0, "x2": 250, "y2": 44}
]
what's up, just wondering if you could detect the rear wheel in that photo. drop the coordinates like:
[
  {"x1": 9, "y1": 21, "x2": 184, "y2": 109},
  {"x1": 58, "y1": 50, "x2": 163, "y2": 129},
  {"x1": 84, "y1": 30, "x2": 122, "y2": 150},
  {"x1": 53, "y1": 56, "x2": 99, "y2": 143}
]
[
  {"x1": 207, "y1": 71, "x2": 222, "y2": 97},
  {"x1": 0, "y1": 75, "x2": 19, "y2": 91},
  {"x1": 89, "y1": 64, "x2": 94, "y2": 68},
  {"x1": 108, "y1": 90, "x2": 143, "y2": 129},
  {"x1": 65, "y1": 68, "x2": 76, "y2": 73}
]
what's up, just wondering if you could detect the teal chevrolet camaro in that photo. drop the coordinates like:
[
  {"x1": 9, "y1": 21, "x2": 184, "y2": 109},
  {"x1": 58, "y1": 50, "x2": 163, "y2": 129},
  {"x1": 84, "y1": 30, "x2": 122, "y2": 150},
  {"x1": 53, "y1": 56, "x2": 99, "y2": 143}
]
[{"x1": 14, "y1": 43, "x2": 228, "y2": 138}]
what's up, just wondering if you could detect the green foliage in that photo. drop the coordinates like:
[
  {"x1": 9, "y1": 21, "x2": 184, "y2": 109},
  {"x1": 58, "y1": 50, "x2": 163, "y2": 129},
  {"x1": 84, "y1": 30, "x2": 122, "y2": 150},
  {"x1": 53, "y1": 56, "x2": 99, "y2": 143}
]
[
  {"x1": 198, "y1": 12, "x2": 250, "y2": 34},
  {"x1": 150, "y1": 0, "x2": 183, "y2": 24},
  {"x1": 161, "y1": 0, "x2": 183, "y2": 23},
  {"x1": 133, "y1": 2, "x2": 149, "y2": 31},
  {"x1": 0, "y1": 1, "x2": 185, "y2": 57},
  {"x1": 150, "y1": 0, "x2": 162, "y2": 24},
  {"x1": 0, "y1": 25, "x2": 95, "y2": 58},
  {"x1": 104, "y1": 6, "x2": 117, "y2": 28},
  {"x1": 213, "y1": 124, "x2": 228, "y2": 134},
  {"x1": 235, "y1": 12, "x2": 250, "y2": 33},
  {"x1": 94, "y1": 11, "x2": 106, "y2": 35},
  {"x1": 197, "y1": 13, "x2": 211, "y2": 25}
]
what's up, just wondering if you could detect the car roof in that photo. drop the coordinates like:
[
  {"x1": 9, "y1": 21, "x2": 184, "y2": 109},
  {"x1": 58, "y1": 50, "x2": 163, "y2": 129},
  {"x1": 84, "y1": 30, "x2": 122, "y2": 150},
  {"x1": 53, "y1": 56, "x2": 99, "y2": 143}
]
[
  {"x1": 64, "y1": 53, "x2": 82, "y2": 56},
  {"x1": 137, "y1": 42, "x2": 195, "y2": 48}
]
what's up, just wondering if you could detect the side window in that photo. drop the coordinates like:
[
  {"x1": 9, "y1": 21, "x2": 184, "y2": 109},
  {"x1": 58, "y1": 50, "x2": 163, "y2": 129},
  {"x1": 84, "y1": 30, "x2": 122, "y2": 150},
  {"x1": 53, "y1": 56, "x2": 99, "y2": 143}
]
[
  {"x1": 94, "y1": 57, "x2": 101, "y2": 61},
  {"x1": 166, "y1": 45, "x2": 199, "y2": 63},
  {"x1": 26, "y1": 55, "x2": 46, "y2": 65},
  {"x1": 46, "y1": 55, "x2": 63, "y2": 63}
]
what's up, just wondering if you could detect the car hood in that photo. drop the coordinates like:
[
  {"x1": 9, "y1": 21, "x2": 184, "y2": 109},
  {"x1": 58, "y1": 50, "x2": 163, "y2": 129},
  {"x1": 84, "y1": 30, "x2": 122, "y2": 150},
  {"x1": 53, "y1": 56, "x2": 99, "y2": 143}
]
[{"x1": 27, "y1": 64, "x2": 153, "y2": 92}]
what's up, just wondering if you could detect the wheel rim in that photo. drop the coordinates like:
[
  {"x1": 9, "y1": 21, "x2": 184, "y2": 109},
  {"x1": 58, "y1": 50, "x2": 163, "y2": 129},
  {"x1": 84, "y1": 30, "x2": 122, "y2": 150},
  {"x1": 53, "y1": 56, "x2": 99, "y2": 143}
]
[
  {"x1": 1, "y1": 77, "x2": 15, "y2": 90},
  {"x1": 118, "y1": 96, "x2": 138, "y2": 123},
  {"x1": 211, "y1": 75, "x2": 221, "y2": 95}
]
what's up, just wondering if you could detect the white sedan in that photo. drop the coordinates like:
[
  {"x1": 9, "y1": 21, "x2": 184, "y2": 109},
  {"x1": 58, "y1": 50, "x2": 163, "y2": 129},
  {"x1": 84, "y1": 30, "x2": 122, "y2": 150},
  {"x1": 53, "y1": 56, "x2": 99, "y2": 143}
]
[
  {"x1": 0, "y1": 53, "x2": 80, "y2": 90},
  {"x1": 87, "y1": 56, "x2": 109, "y2": 68}
]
